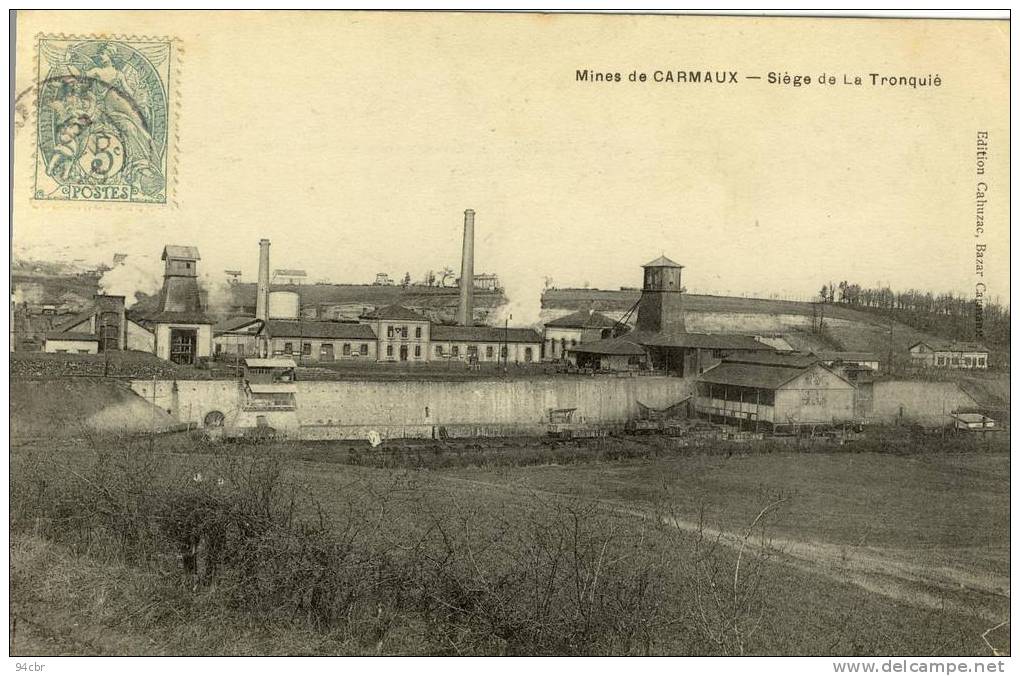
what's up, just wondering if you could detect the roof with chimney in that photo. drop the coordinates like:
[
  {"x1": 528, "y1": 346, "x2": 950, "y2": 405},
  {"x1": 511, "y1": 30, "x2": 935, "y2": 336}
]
[
  {"x1": 360, "y1": 304, "x2": 429, "y2": 322},
  {"x1": 642, "y1": 255, "x2": 683, "y2": 268},
  {"x1": 161, "y1": 245, "x2": 201, "y2": 261},
  {"x1": 544, "y1": 309, "x2": 619, "y2": 330},
  {"x1": 430, "y1": 325, "x2": 542, "y2": 344}
]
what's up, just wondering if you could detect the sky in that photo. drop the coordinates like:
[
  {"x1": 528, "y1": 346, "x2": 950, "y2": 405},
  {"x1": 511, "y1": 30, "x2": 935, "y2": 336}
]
[{"x1": 13, "y1": 12, "x2": 1010, "y2": 309}]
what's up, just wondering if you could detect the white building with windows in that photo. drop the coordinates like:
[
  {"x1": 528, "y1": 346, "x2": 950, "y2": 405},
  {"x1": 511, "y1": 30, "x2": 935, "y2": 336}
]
[{"x1": 908, "y1": 341, "x2": 990, "y2": 369}]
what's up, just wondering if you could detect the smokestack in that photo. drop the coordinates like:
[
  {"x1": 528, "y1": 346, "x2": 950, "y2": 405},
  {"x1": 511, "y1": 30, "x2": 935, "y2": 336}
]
[
  {"x1": 457, "y1": 209, "x2": 475, "y2": 326},
  {"x1": 256, "y1": 239, "x2": 271, "y2": 322}
]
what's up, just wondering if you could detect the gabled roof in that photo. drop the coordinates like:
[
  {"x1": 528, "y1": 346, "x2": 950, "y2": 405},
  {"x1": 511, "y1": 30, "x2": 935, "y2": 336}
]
[
  {"x1": 214, "y1": 316, "x2": 263, "y2": 334},
  {"x1": 268, "y1": 319, "x2": 377, "y2": 340},
  {"x1": 699, "y1": 361, "x2": 852, "y2": 390},
  {"x1": 161, "y1": 245, "x2": 201, "y2": 261},
  {"x1": 245, "y1": 358, "x2": 297, "y2": 369},
  {"x1": 360, "y1": 304, "x2": 429, "y2": 322},
  {"x1": 814, "y1": 351, "x2": 880, "y2": 362},
  {"x1": 568, "y1": 334, "x2": 647, "y2": 356},
  {"x1": 51, "y1": 310, "x2": 93, "y2": 333},
  {"x1": 544, "y1": 309, "x2": 619, "y2": 330},
  {"x1": 642, "y1": 255, "x2": 683, "y2": 269},
  {"x1": 430, "y1": 325, "x2": 542, "y2": 344},
  {"x1": 910, "y1": 340, "x2": 990, "y2": 353},
  {"x1": 45, "y1": 331, "x2": 98, "y2": 342},
  {"x1": 723, "y1": 351, "x2": 819, "y2": 368}
]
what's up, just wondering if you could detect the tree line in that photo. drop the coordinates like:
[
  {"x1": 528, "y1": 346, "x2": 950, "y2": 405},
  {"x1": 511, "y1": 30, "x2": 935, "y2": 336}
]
[{"x1": 818, "y1": 281, "x2": 1009, "y2": 347}]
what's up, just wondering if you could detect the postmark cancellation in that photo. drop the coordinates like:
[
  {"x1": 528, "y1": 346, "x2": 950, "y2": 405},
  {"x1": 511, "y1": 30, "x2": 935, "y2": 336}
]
[{"x1": 33, "y1": 35, "x2": 175, "y2": 205}]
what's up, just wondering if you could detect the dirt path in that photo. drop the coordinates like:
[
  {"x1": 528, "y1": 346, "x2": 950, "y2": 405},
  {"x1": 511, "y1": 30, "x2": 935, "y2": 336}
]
[{"x1": 434, "y1": 474, "x2": 1010, "y2": 624}]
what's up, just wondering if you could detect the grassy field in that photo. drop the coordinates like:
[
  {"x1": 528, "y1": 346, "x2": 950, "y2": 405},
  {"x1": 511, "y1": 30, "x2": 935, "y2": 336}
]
[{"x1": 10, "y1": 429, "x2": 1010, "y2": 656}]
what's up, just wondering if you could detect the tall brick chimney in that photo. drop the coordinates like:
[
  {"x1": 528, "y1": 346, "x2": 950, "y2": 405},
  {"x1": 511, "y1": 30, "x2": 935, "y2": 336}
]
[
  {"x1": 457, "y1": 209, "x2": 475, "y2": 326},
  {"x1": 256, "y1": 239, "x2": 271, "y2": 323}
]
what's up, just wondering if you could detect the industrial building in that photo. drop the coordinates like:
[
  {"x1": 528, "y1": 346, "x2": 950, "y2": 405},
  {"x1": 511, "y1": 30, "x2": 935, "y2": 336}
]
[
  {"x1": 43, "y1": 294, "x2": 154, "y2": 354},
  {"x1": 213, "y1": 211, "x2": 542, "y2": 364},
  {"x1": 543, "y1": 309, "x2": 619, "y2": 360},
  {"x1": 694, "y1": 352, "x2": 857, "y2": 429},
  {"x1": 908, "y1": 340, "x2": 989, "y2": 369},
  {"x1": 567, "y1": 255, "x2": 772, "y2": 375},
  {"x1": 141, "y1": 246, "x2": 214, "y2": 365}
]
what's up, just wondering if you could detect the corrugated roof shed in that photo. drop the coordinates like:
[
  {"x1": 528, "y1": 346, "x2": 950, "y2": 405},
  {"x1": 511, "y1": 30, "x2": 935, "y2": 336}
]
[
  {"x1": 544, "y1": 309, "x2": 619, "y2": 330},
  {"x1": 431, "y1": 325, "x2": 542, "y2": 344},
  {"x1": 267, "y1": 320, "x2": 377, "y2": 340}
]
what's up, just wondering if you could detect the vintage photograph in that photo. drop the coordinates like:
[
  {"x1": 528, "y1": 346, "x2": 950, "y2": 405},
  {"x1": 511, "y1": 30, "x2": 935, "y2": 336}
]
[{"x1": 8, "y1": 10, "x2": 1011, "y2": 663}]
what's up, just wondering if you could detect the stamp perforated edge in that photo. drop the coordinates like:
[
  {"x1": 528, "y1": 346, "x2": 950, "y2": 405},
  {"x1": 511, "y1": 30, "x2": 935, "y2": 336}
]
[{"x1": 26, "y1": 32, "x2": 183, "y2": 209}]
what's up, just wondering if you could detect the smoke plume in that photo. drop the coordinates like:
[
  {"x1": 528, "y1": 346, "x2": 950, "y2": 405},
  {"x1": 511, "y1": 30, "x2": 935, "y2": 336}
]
[
  {"x1": 98, "y1": 255, "x2": 162, "y2": 308},
  {"x1": 489, "y1": 271, "x2": 545, "y2": 328}
]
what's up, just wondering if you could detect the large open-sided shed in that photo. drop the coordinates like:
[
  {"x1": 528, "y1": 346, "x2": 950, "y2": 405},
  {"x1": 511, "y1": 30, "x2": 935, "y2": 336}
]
[{"x1": 695, "y1": 356, "x2": 855, "y2": 429}]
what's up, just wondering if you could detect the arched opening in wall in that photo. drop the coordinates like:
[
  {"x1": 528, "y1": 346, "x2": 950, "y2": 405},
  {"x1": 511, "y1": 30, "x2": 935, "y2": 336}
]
[{"x1": 204, "y1": 410, "x2": 225, "y2": 428}]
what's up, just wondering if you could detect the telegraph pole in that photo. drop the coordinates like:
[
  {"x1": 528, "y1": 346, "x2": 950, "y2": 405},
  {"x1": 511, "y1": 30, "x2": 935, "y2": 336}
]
[{"x1": 503, "y1": 313, "x2": 512, "y2": 371}]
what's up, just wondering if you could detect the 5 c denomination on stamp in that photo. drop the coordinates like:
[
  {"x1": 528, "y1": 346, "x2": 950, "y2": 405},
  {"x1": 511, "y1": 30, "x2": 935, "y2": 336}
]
[{"x1": 34, "y1": 36, "x2": 175, "y2": 204}]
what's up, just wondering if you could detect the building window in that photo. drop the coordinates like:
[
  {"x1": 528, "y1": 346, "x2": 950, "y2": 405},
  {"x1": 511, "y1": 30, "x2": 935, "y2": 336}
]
[
  {"x1": 386, "y1": 345, "x2": 393, "y2": 357},
  {"x1": 360, "y1": 343, "x2": 368, "y2": 355},
  {"x1": 402, "y1": 326, "x2": 409, "y2": 338},
  {"x1": 486, "y1": 345, "x2": 494, "y2": 358},
  {"x1": 500, "y1": 346, "x2": 508, "y2": 359},
  {"x1": 284, "y1": 342, "x2": 293, "y2": 353},
  {"x1": 302, "y1": 342, "x2": 312, "y2": 356},
  {"x1": 414, "y1": 345, "x2": 421, "y2": 357},
  {"x1": 978, "y1": 356, "x2": 986, "y2": 366},
  {"x1": 415, "y1": 326, "x2": 422, "y2": 339},
  {"x1": 386, "y1": 325, "x2": 394, "y2": 338},
  {"x1": 964, "y1": 356, "x2": 972, "y2": 366},
  {"x1": 525, "y1": 347, "x2": 533, "y2": 362},
  {"x1": 452, "y1": 345, "x2": 460, "y2": 357},
  {"x1": 937, "y1": 356, "x2": 945, "y2": 366},
  {"x1": 342, "y1": 343, "x2": 351, "y2": 356},
  {"x1": 435, "y1": 345, "x2": 444, "y2": 356},
  {"x1": 952, "y1": 357, "x2": 960, "y2": 365}
]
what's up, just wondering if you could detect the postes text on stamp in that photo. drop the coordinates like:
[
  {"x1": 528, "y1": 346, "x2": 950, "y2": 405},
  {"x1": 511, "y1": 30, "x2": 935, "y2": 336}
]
[{"x1": 34, "y1": 37, "x2": 173, "y2": 204}]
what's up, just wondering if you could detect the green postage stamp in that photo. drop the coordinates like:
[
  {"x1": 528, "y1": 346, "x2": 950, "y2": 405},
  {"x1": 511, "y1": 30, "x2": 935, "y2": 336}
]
[{"x1": 34, "y1": 36, "x2": 175, "y2": 204}]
